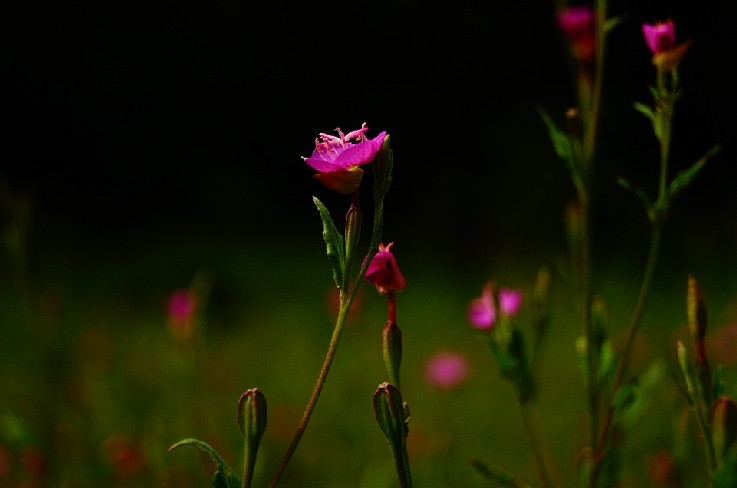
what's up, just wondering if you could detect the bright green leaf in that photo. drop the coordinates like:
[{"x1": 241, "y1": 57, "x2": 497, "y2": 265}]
[{"x1": 313, "y1": 196, "x2": 345, "y2": 288}]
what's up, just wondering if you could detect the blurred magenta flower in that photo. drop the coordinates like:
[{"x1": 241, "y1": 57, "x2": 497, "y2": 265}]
[
  {"x1": 424, "y1": 351, "x2": 469, "y2": 389},
  {"x1": 167, "y1": 288, "x2": 198, "y2": 340},
  {"x1": 468, "y1": 282, "x2": 496, "y2": 330},
  {"x1": 642, "y1": 19, "x2": 691, "y2": 70},
  {"x1": 303, "y1": 123, "x2": 387, "y2": 194},
  {"x1": 499, "y1": 288, "x2": 523, "y2": 317},
  {"x1": 642, "y1": 20, "x2": 676, "y2": 54},
  {"x1": 556, "y1": 5, "x2": 596, "y2": 63},
  {"x1": 364, "y1": 242, "x2": 406, "y2": 295}
]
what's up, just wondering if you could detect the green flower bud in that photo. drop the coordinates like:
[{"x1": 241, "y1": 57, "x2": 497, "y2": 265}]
[
  {"x1": 712, "y1": 396, "x2": 737, "y2": 465},
  {"x1": 687, "y1": 274, "x2": 708, "y2": 341},
  {"x1": 373, "y1": 383, "x2": 412, "y2": 488},
  {"x1": 237, "y1": 388, "x2": 267, "y2": 488}
]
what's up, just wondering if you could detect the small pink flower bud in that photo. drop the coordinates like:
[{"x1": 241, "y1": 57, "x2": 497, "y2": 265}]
[
  {"x1": 364, "y1": 242, "x2": 406, "y2": 295},
  {"x1": 499, "y1": 288, "x2": 523, "y2": 317},
  {"x1": 167, "y1": 288, "x2": 198, "y2": 341},
  {"x1": 687, "y1": 274, "x2": 708, "y2": 341}
]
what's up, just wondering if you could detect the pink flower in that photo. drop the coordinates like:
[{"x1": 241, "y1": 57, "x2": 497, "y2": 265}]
[
  {"x1": 364, "y1": 242, "x2": 406, "y2": 295},
  {"x1": 302, "y1": 123, "x2": 387, "y2": 194},
  {"x1": 499, "y1": 288, "x2": 523, "y2": 317},
  {"x1": 424, "y1": 351, "x2": 469, "y2": 389},
  {"x1": 468, "y1": 283, "x2": 523, "y2": 330},
  {"x1": 167, "y1": 288, "x2": 198, "y2": 340},
  {"x1": 468, "y1": 282, "x2": 496, "y2": 330},
  {"x1": 642, "y1": 19, "x2": 691, "y2": 70},
  {"x1": 642, "y1": 20, "x2": 676, "y2": 54},
  {"x1": 556, "y1": 6, "x2": 596, "y2": 63}
]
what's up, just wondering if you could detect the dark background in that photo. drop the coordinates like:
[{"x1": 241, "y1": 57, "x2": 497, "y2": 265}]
[{"x1": 2, "y1": 0, "x2": 735, "y2": 275}]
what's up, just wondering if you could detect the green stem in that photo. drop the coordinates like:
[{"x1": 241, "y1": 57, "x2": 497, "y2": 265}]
[
  {"x1": 693, "y1": 400, "x2": 718, "y2": 482},
  {"x1": 267, "y1": 199, "x2": 384, "y2": 487},
  {"x1": 519, "y1": 400, "x2": 554, "y2": 488}
]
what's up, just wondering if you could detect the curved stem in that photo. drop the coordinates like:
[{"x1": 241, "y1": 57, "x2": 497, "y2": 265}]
[{"x1": 268, "y1": 199, "x2": 384, "y2": 487}]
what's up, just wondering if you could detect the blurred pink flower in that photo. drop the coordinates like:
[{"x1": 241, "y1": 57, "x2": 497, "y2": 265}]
[
  {"x1": 642, "y1": 20, "x2": 676, "y2": 54},
  {"x1": 499, "y1": 288, "x2": 523, "y2": 317},
  {"x1": 642, "y1": 19, "x2": 691, "y2": 70},
  {"x1": 424, "y1": 351, "x2": 469, "y2": 389},
  {"x1": 468, "y1": 282, "x2": 496, "y2": 330},
  {"x1": 167, "y1": 288, "x2": 198, "y2": 340},
  {"x1": 556, "y1": 5, "x2": 596, "y2": 62},
  {"x1": 364, "y1": 242, "x2": 406, "y2": 295},
  {"x1": 302, "y1": 123, "x2": 387, "y2": 194}
]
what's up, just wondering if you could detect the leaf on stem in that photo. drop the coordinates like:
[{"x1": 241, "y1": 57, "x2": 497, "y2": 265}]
[
  {"x1": 169, "y1": 438, "x2": 242, "y2": 488},
  {"x1": 313, "y1": 196, "x2": 346, "y2": 288},
  {"x1": 633, "y1": 102, "x2": 655, "y2": 122},
  {"x1": 470, "y1": 459, "x2": 532, "y2": 488},
  {"x1": 616, "y1": 177, "x2": 653, "y2": 216},
  {"x1": 667, "y1": 144, "x2": 721, "y2": 202},
  {"x1": 538, "y1": 108, "x2": 580, "y2": 186}
]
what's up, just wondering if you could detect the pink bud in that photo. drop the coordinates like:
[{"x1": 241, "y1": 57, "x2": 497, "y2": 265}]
[
  {"x1": 364, "y1": 242, "x2": 406, "y2": 295},
  {"x1": 424, "y1": 351, "x2": 469, "y2": 389}
]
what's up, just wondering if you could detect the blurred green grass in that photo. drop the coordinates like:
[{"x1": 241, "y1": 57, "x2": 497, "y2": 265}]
[{"x1": 1, "y1": 220, "x2": 737, "y2": 487}]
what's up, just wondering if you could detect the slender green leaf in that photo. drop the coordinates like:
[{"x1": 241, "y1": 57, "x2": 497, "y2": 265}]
[
  {"x1": 667, "y1": 144, "x2": 721, "y2": 201},
  {"x1": 470, "y1": 459, "x2": 532, "y2": 488},
  {"x1": 633, "y1": 102, "x2": 654, "y2": 121},
  {"x1": 617, "y1": 177, "x2": 653, "y2": 215},
  {"x1": 538, "y1": 108, "x2": 579, "y2": 183},
  {"x1": 313, "y1": 196, "x2": 345, "y2": 288},
  {"x1": 169, "y1": 438, "x2": 242, "y2": 488}
]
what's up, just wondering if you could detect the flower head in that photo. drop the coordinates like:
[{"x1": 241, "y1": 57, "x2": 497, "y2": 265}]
[
  {"x1": 424, "y1": 351, "x2": 469, "y2": 389},
  {"x1": 167, "y1": 288, "x2": 198, "y2": 340},
  {"x1": 556, "y1": 6, "x2": 596, "y2": 63},
  {"x1": 302, "y1": 123, "x2": 387, "y2": 194},
  {"x1": 364, "y1": 242, "x2": 406, "y2": 295},
  {"x1": 468, "y1": 282, "x2": 496, "y2": 330},
  {"x1": 642, "y1": 19, "x2": 691, "y2": 70},
  {"x1": 468, "y1": 282, "x2": 522, "y2": 330}
]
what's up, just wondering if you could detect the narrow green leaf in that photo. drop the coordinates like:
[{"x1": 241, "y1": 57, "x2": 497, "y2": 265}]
[
  {"x1": 667, "y1": 144, "x2": 721, "y2": 201},
  {"x1": 538, "y1": 108, "x2": 578, "y2": 181},
  {"x1": 470, "y1": 459, "x2": 532, "y2": 488},
  {"x1": 633, "y1": 102, "x2": 654, "y2": 121},
  {"x1": 612, "y1": 379, "x2": 638, "y2": 414},
  {"x1": 617, "y1": 177, "x2": 653, "y2": 214},
  {"x1": 313, "y1": 196, "x2": 345, "y2": 288},
  {"x1": 604, "y1": 15, "x2": 626, "y2": 33},
  {"x1": 169, "y1": 438, "x2": 242, "y2": 488}
]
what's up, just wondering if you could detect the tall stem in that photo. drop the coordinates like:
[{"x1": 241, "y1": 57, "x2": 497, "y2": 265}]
[
  {"x1": 268, "y1": 199, "x2": 384, "y2": 487},
  {"x1": 519, "y1": 401, "x2": 554, "y2": 488}
]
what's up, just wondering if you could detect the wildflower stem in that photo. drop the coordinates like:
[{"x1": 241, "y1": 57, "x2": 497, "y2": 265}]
[
  {"x1": 267, "y1": 199, "x2": 384, "y2": 487},
  {"x1": 519, "y1": 400, "x2": 554, "y2": 488}
]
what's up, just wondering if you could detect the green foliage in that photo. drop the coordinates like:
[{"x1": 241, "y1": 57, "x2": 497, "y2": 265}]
[
  {"x1": 169, "y1": 438, "x2": 242, "y2": 488},
  {"x1": 313, "y1": 196, "x2": 345, "y2": 289}
]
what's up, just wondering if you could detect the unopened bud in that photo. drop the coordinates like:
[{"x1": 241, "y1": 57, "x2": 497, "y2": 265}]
[
  {"x1": 373, "y1": 383, "x2": 412, "y2": 488},
  {"x1": 383, "y1": 321, "x2": 403, "y2": 390},
  {"x1": 712, "y1": 396, "x2": 737, "y2": 464},
  {"x1": 373, "y1": 135, "x2": 393, "y2": 201},
  {"x1": 677, "y1": 341, "x2": 695, "y2": 397},
  {"x1": 237, "y1": 388, "x2": 267, "y2": 488},
  {"x1": 687, "y1": 275, "x2": 708, "y2": 341}
]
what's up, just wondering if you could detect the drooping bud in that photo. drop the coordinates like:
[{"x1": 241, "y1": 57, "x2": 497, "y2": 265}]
[
  {"x1": 383, "y1": 321, "x2": 403, "y2": 390},
  {"x1": 237, "y1": 388, "x2": 267, "y2": 488},
  {"x1": 373, "y1": 383, "x2": 412, "y2": 488},
  {"x1": 712, "y1": 396, "x2": 737, "y2": 465},
  {"x1": 374, "y1": 134, "x2": 394, "y2": 201},
  {"x1": 364, "y1": 242, "x2": 406, "y2": 295},
  {"x1": 342, "y1": 194, "x2": 362, "y2": 291}
]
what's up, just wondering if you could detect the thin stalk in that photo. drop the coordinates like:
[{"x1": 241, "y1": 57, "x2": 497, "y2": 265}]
[
  {"x1": 594, "y1": 68, "x2": 675, "y2": 474},
  {"x1": 519, "y1": 401, "x2": 554, "y2": 488},
  {"x1": 693, "y1": 399, "x2": 718, "y2": 482},
  {"x1": 268, "y1": 199, "x2": 384, "y2": 487}
]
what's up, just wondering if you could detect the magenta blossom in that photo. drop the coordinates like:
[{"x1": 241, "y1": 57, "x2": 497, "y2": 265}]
[
  {"x1": 302, "y1": 123, "x2": 387, "y2": 194},
  {"x1": 499, "y1": 288, "x2": 523, "y2": 317},
  {"x1": 167, "y1": 288, "x2": 198, "y2": 340},
  {"x1": 425, "y1": 351, "x2": 470, "y2": 389},
  {"x1": 364, "y1": 242, "x2": 406, "y2": 295},
  {"x1": 642, "y1": 20, "x2": 676, "y2": 54},
  {"x1": 468, "y1": 283, "x2": 523, "y2": 330},
  {"x1": 556, "y1": 6, "x2": 596, "y2": 62},
  {"x1": 642, "y1": 19, "x2": 691, "y2": 70},
  {"x1": 468, "y1": 282, "x2": 496, "y2": 330}
]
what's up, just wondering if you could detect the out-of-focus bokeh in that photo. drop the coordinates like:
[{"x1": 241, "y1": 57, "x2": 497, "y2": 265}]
[{"x1": 1, "y1": 0, "x2": 736, "y2": 486}]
